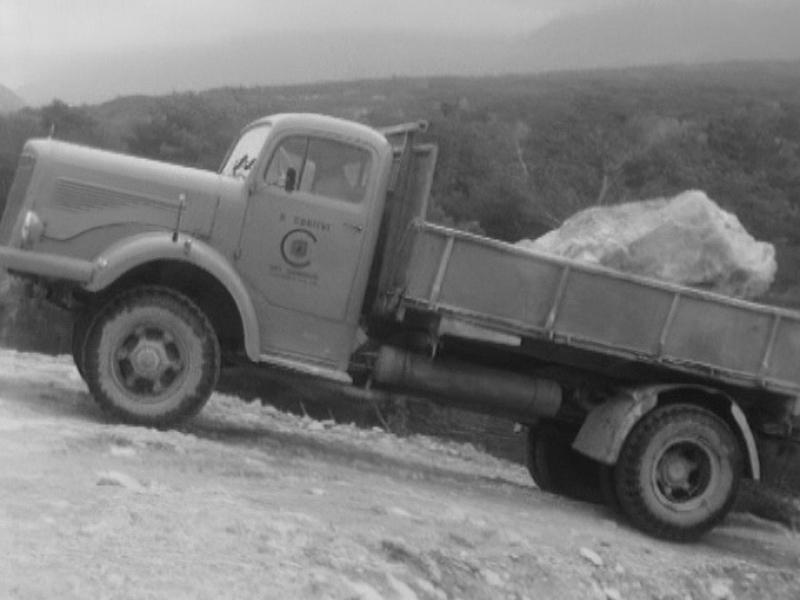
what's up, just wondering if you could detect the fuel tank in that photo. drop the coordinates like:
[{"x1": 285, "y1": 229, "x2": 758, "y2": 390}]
[{"x1": 373, "y1": 346, "x2": 562, "y2": 421}]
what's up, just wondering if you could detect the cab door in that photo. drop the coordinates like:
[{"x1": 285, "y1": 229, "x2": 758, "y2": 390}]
[{"x1": 236, "y1": 134, "x2": 383, "y2": 364}]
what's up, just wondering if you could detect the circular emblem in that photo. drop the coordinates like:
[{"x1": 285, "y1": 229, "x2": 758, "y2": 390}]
[{"x1": 280, "y1": 229, "x2": 317, "y2": 269}]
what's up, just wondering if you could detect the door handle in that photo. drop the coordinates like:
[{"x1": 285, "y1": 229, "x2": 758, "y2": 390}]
[{"x1": 343, "y1": 223, "x2": 364, "y2": 233}]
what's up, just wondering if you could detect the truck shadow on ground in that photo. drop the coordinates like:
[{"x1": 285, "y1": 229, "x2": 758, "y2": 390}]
[
  {"x1": 704, "y1": 518, "x2": 800, "y2": 570},
  {"x1": 188, "y1": 411, "x2": 535, "y2": 498}
]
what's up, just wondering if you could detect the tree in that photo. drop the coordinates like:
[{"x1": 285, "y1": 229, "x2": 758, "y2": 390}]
[
  {"x1": 39, "y1": 100, "x2": 106, "y2": 146},
  {"x1": 125, "y1": 94, "x2": 235, "y2": 169},
  {"x1": 427, "y1": 110, "x2": 547, "y2": 240},
  {"x1": 0, "y1": 111, "x2": 40, "y2": 211}
]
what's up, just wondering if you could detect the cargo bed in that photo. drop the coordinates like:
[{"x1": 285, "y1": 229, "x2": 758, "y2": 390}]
[{"x1": 388, "y1": 221, "x2": 800, "y2": 397}]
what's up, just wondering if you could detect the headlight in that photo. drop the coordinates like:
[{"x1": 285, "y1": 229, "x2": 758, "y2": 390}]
[{"x1": 20, "y1": 210, "x2": 44, "y2": 247}]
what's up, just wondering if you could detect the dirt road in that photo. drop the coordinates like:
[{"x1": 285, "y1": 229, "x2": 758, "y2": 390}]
[{"x1": 0, "y1": 349, "x2": 798, "y2": 599}]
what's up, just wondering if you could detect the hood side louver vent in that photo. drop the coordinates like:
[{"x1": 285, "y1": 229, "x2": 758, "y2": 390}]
[{"x1": 53, "y1": 178, "x2": 179, "y2": 213}]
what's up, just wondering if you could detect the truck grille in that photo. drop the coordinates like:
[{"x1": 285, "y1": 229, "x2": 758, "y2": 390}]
[{"x1": 0, "y1": 153, "x2": 36, "y2": 245}]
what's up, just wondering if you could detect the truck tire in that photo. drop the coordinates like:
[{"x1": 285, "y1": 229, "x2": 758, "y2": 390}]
[
  {"x1": 71, "y1": 309, "x2": 95, "y2": 380},
  {"x1": 84, "y1": 286, "x2": 220, "y2": 427},
  {"x1": 525, "y1": 422, "x2": 605, "y2": 504},
  {"x1": 614, "y1": 404, "x2": 742, "y2": 541},
  {"x1": 598, "y1": 464, "x2": 623, "y2": 514}
]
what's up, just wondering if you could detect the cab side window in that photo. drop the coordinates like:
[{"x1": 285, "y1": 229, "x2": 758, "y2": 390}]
[
  {"x1": 265, "y1": 136, "x2": 372, "y2": 203},
  {"x1": 264, "y1": 136, "x2": 308, "y2": 191}
]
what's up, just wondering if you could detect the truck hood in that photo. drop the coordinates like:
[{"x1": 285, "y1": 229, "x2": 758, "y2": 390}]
[{"x1": 29, "y1": 139, "x2": 242, "y2": 241}]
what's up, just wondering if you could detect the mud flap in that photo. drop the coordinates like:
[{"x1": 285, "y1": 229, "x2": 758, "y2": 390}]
[
  {"x1": 572, "y1": 385, "x2": 760, "y2": 480},
  {"x1": 572, "y1": 389, "x2": 658, "y2": 466}
]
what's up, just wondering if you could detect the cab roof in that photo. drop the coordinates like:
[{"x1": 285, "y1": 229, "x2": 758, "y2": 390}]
[{"x1": 246, "y1": 113, "x2": 390, "y2": 152}]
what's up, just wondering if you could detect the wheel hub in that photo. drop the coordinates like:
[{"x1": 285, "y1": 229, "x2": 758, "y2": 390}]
[
  {"x1": 114, "y1": 325, "x2": 185, "y2": 397},
  {"x1": 654, "y1": 441, "x2": 713, "y2": 504},
  {"x1": 662, "y1": 454, "x2": 692, "y2": 488},
  {"x1": 130, "y1": 341, "x2": 167, "y2": 377}
]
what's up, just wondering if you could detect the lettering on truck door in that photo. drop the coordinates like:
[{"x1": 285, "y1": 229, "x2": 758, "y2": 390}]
[{"x1": 238, "y1": 134, "x2": 373, "y2": 322}]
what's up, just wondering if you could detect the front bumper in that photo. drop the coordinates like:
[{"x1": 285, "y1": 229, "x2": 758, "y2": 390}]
[{"x1": 0, "y1": 246, "x2": 94, "y2": 284}]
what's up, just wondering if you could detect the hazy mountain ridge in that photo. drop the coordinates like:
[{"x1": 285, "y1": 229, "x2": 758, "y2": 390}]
[
  {"x1": 0, "y1": 85, "x2": 25, "y2": 113},
  {"x1": 515, "y1": 0, "x2": 800, "y2": 71},
  {"x1": 14, "y1": 0, "x2": 800, "y2": 106}
]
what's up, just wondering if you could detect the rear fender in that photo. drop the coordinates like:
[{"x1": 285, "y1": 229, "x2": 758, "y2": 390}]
[
  {"x1": 573, "y1": 384, "x2": 760, "y2": 480},
  {"x1": 86, "y1": 232, "x2": 260, "y2": 360}
]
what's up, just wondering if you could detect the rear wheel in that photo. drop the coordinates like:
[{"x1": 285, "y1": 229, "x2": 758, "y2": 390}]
[
  {"x1": 84, "y1": 286, "x2": 220, "y2": 427},
  {"x1": 614, "y1": 404, "x2": 742, "y2": 541},
  {"x1": 525, "y1": 421, "x2": 605, "y2": 504}
]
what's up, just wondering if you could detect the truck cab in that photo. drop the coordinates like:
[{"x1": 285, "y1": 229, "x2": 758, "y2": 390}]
[
  {"x1": 0, "y1": 112, "x2": 441, "y2": 397},
  {"x1": 218, "y1": 115, "x2": 395, "y2": 375},
  {"x1": 0, "y1": 114, "x2": 419, "y2": 380}
]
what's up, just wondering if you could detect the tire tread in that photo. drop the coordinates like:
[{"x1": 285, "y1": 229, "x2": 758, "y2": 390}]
[
  {"x1": 84, "y1": 285, "x2": 220, "y2": 427},
  {"x1": 525, "y1": 422, "x2": 605, "y2": 504},
  {"x1": 615, "y1": 404, "x2": 741, "y2": 542}
]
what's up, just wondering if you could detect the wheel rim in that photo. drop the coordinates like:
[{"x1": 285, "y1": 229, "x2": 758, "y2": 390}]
[
  {"x1": 111, "y1": 322, "x2": 187, "y2": 402},
  {"x1": 651, "y1": 438, "x2": 717, "y2": 512}
]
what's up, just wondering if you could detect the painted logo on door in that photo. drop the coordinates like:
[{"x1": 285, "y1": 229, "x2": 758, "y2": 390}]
[{"x1": 280, "y1": 229, "x2": 317, "y2": 268}]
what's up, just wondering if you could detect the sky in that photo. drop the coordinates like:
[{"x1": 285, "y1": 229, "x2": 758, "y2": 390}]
[
  {"x1": 0, "y1": 0, "x2": 620, "y2": 89},
  {"x1": 1, "y1": 0, "x2": 795, "y2": 105}
]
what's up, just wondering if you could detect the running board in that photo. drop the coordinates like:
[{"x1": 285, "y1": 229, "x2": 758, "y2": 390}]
[{"x1": 258, "y1": 354, "x2": 352, "y2": 384}]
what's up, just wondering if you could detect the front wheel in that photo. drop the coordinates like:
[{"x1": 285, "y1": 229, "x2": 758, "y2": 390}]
[
  {"x1": 84, "y1": 286, "x2": 220, "y2": 427},
  {"x1": 614, "y1": 404, "x2": 742, "y2": 542},
  {"x1": 71, "y1": 310, "x2": 92, "y2": 380}
]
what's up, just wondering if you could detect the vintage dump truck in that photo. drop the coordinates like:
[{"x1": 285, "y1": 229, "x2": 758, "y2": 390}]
[{"x1": 1, "y1": 113, "x2": 798, "y2": 541}]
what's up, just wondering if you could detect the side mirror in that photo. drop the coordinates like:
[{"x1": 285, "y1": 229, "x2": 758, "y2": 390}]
[{"x1": 285, "y1": 167, "x2": 297, "y2": 192}]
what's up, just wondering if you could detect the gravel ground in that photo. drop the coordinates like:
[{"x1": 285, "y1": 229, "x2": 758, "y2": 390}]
[{"x1": 1, "y1": 349, "x2": 799, "y2": 599}]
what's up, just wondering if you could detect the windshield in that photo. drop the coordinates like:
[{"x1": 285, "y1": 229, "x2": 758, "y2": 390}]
[{"x1": 220, "y1": 124, "x2": 272, "y2": 178}]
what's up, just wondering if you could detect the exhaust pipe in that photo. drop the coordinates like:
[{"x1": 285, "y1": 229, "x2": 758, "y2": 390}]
[{"x1": 373, "y1": 346, "x2": 561, "y2": 420}]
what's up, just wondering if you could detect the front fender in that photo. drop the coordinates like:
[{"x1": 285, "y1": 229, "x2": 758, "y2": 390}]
[
  {"x1": 573, "y1": 384, "x2": 760, "y2": 480},
  {"x1": 86, "y1": 232, "x2": 260, "y2": 360}
]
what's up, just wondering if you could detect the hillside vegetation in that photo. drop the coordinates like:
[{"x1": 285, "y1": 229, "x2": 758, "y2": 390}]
[{"x1": 2, "y1": 61, "x2": 800, "y2": 352}]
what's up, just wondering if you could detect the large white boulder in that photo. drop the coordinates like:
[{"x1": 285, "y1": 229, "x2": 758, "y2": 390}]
[{"x1": 519, "y1": 190, "x2": 776, "y2": 299}]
